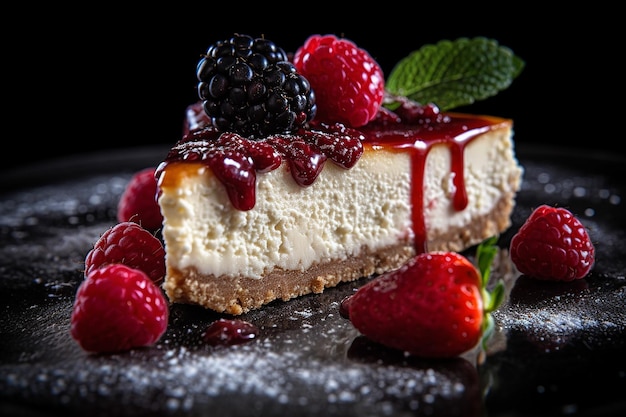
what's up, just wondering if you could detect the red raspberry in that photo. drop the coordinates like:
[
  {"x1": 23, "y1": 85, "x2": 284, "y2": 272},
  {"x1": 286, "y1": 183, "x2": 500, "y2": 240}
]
[
  {"x1": 70, "y1": 263, "x2": 169, "y2": 353},
  {"x1": 117, "y1": 167, "x2": 164, "y2": 232},
  {"x1": 293, "y1": 34, "x2": 385, "y2": 128},
  {"x1": 509, "y1": 205, "x2": 595, "y2": 281},
  {"x1": 85, "y1": 221, "x2": 166, "y2": 284}
]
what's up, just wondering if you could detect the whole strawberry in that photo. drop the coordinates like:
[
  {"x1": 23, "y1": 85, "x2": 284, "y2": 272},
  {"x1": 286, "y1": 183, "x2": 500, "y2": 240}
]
[
  {"x1": 509, "y1": 204, "x2": 595, "y2": 281},
  {"x1": 117, "y1": 167, "x2": 164, "y2": 232},
  {"x1": 70, "y1": 263, "x2": 169, "y2": 353},
  {"x1": 344, "y1": 238, "x2": 503, "y2": 358},
  {"x1": 293, "y1": 34, "x2": 385, "y2": 128},
  {"x1": 84, "y1": 221, "x2": 166, "y2": 284}
]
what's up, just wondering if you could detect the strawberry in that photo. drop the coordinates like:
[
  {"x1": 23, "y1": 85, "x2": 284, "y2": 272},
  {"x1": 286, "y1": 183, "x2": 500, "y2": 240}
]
[
  {"x1": 117, "y1": 167, "x2": 164, "y2": 232},
  {"x1": 344, "y1": 237, "x2": 504, "y2": 358},
  {"x1": 84, "y1": 221, "x2": 166, "y2": 285},
  {"x1": 293, "y1": 34, "x2": 385, "y2": 128},
  {"x1": 509, "y1": 205, "x2": 595, "y2": 281},
  {"x1": 70, "y1": 263, "x2": 169, "y2": 353}
]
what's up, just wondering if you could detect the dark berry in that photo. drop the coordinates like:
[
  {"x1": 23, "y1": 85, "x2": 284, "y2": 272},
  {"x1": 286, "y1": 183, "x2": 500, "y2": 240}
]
[{"x1": 197, "y1": 34, "x2": 316, "y2": 138}]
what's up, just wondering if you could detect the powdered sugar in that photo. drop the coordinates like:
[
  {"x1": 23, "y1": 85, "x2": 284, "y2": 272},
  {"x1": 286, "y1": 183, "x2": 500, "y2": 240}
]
[{"x1": 1, "y1": 310, "x2": 481, "y2": 417}]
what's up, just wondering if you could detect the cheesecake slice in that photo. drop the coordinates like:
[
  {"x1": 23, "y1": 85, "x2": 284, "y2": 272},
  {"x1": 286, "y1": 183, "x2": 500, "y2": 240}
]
[{"x1": 156, "y1": 103, "x2": 523, "y2": 315}]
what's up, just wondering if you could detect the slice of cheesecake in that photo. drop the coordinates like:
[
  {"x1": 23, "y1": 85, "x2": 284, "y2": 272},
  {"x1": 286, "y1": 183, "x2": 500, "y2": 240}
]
[{"x1": 156, "y1": 103, "x2": 523, "y2": 315}]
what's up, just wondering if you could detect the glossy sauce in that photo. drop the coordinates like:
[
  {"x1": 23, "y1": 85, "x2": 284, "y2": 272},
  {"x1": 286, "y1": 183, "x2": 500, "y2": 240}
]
[{"x1": 361, "y1": 112, "x2": 510, "y2": 253}]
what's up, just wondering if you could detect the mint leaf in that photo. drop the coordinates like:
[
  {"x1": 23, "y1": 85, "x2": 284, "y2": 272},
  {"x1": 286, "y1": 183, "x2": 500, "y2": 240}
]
[{"x1": 385, "y1": 37, "x2": 525, "y2": 111}]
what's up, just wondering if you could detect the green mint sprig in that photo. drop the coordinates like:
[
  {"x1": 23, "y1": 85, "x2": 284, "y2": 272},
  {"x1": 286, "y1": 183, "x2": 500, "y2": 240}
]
[{"x1": 385, "y1": 37, "x2": 525, "y2": 111}]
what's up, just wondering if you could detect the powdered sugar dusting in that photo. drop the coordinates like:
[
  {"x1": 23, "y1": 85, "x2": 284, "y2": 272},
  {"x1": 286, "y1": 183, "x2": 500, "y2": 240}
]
[
  {"x1": 0, "y1": 288, "x2": 483, "y2": 416},
  {"x1": 1, "y1": 323, "x2": 480, "y2": 417},
  {"x1": 494, "y1": 277, "x2": 626, "y2": 352}
]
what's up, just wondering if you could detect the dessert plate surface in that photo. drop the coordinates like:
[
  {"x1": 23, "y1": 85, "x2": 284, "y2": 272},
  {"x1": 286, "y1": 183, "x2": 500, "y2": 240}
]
[{"x1": 1, "y1": 144, "x2": 625, "y2": 417}]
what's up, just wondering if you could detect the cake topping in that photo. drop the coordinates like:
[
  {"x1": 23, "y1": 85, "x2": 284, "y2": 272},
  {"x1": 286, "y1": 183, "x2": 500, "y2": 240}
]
[
  {"x1": 197, "y1": 33, "x2": 316, "y2": 138},
  {"x1": 293, "y1": 34, "x2": 385, "y2": 127},
  {"x1": 384, "y1": 37, "x2": 525, "y2": 111},
  {"x1": 157, "y1": 122, "x2": 365, "y2": 210}
]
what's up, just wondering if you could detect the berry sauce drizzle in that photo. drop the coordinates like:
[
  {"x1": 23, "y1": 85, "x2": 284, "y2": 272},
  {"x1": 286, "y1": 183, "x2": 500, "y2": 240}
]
[
  {"x1": 160, "y1": 101, "x2": 509, "y2": 254},
  {"x1": 157, "y1": 114, "x2": 364, "y2": 211},
  {"x1": 361, "y1": 105, "x2": 508, "y2": 254}
]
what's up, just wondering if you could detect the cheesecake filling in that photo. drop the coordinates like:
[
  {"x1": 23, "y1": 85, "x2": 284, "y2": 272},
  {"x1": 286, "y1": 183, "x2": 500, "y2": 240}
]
[
  {"x1": 158, "y1": 120, "x2": 521, "y2": 280},
  {"x1": 159, "y1": 150, "x2": 412, "y2": 280}
]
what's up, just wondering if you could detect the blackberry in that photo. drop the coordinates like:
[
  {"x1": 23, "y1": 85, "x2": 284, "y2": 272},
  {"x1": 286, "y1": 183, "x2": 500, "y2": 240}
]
[{"x1": 197, "y1": 34, "x2": 317, "y2": 138}]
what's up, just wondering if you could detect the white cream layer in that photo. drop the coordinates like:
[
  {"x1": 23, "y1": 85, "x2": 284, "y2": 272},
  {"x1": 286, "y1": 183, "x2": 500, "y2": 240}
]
[
  {"x1": 158, "y1": 129, "x2": 521, "y2": 279},
  {"x1": 424, "y1": 129, "x2": 522, "y2": 237}
]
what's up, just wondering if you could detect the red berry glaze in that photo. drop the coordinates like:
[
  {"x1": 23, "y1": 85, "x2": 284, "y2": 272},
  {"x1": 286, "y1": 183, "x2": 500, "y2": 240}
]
[
  {"x1": 346, "y1": 251, "x2": 487, "y2": 358},
  {"x1": 293, "y1": 34, "x2": 385, "y2": 128},
  {"x1": 70, "y1": 263, "x2": 169, "y2": 353},
  {"x1": 84, "y1": 221, "x2": 166, "y2": 285},
  {"x1": 117, "y1": 167, "x2": 164, "y2": 232},
  {"x1": 510, "y1": 205, "x2": 595, "y2": 281},
  {"x1": 157, "y1": 122, "x2": 364, "y2": 211}
]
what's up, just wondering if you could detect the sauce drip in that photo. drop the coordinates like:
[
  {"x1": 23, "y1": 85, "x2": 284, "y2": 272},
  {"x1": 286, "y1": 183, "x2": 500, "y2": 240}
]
[{"x1": 361, "y1": 113, "x2": 499, "y2": 254}]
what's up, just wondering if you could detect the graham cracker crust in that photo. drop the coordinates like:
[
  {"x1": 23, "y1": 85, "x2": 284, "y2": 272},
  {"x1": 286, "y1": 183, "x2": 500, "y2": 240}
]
[{"x1": 163, "y1": 192, "x2": 517, "y2": 315}]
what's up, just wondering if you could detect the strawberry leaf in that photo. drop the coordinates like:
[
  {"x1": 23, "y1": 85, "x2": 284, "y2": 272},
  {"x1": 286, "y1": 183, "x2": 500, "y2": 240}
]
[
  {"x1": 481, "y1": 313, "x2": 495, "y2": 352},
  {"x1": 475, "y1": 236, "x2": 506, "y2": 313},
  {"x1": 475, "y1": 236, "x2": 506, "y2": 352},
  {"x1": 476, "y1": 235, "x2": 498, "y2": 287},
  {"x1": 486, "y1": 281, "x2": 505, "y2": 313},
  {"x1": 385, "y1": 37, "x2": 525, "y2": 111}
]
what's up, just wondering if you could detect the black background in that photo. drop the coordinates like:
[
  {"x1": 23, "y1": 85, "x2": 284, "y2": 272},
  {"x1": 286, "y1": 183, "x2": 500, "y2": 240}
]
[{"x1": 5, "y1": 7, "x2": 622, "y2": 176}]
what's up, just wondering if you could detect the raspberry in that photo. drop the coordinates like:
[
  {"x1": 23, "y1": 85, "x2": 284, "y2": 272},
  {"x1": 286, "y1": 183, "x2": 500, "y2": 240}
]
[
  {"x1": 117, "y1": 167, "x2": 163, "y2": 232},
  {"x1": 196, "y1": 33, "x2": 316, "y2": 138},
  {"x1": 70, "y1": 263, "x2": 169, "y2": 353},
  {"x1": 293, "y1": 34, "x2": 385, "y2": 128},
  {"x1": 85, "y1": 221, "x2": 166, "y2": 284},
  {"x1": 510, "y1": 205, "x2": 595, "y2": 281}
]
